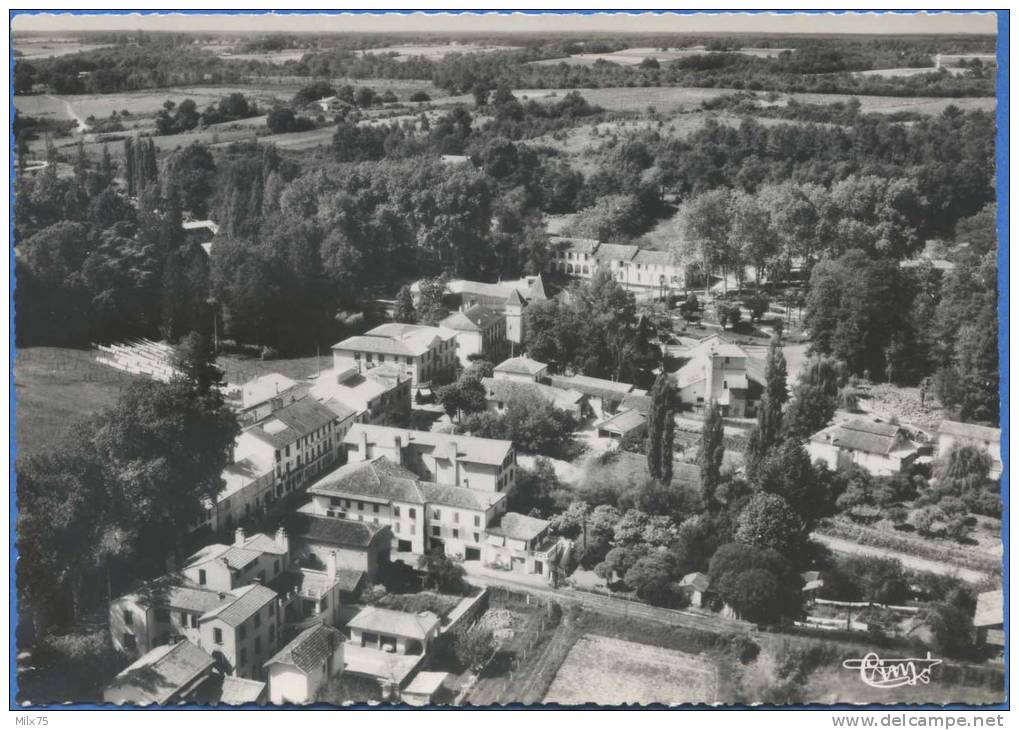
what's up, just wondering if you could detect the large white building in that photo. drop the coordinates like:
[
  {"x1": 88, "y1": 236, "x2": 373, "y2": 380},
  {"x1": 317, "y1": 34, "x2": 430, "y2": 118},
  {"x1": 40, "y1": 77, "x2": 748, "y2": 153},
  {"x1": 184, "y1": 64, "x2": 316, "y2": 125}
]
[
  {"x1": 546, "y1": 236, "x2": 684, "y2": 292},
  {"x1": 301, "y1": 455, "x2": 507, "y2": 561},
  {"x1": 670, "y1": 333, "x2": 765, "y2": 418},
  {"x1": 441, "y1": 304, "x2": 508, "y2": 368},
  {"x1": 331, "y1": 323, "x2": 458, "y2": 386},
  {"x1": 309, "y1": 362, "x2": 412, "y2": 426}
]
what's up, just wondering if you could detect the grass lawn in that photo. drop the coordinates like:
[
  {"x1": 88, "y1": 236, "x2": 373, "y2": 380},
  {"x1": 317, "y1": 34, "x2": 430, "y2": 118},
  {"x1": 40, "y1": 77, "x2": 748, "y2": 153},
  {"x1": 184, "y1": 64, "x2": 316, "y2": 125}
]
[
  {"x1": 216, "y1": 353, "x2": 329, "y2": 386},
  {"x1": 513, "y1": 86, "x2": 995, "y2": 115},
  {"x1": 14, "y1": 347, "x2": 138, "y2": 459}
]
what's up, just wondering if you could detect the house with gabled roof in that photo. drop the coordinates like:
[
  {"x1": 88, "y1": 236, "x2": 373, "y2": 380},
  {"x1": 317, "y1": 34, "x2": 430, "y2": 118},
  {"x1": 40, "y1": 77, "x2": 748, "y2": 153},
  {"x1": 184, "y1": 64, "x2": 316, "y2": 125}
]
[
  {"x1": 493, "y1": 355, "x2": 549, "y2": 383},
  {"x1": 481, "y1": 377, "x2": 586, "y2": 418},
  {"x1": 264, "y1": 624, "x2": 345, "y2": 704},
  {"x1": 286, "y1": 510, "x2": 392, "y2": 584},
  {"x1": 343, "y1": 423, "x2": 517, "y2": 494},
  {"x1": 300, "y1": 455, "x2": 507, "y2": 562},
  {"x1": 237, "y1": 373, "x2": 306, "y2": 426},
  {"x1": 483, "y1": 512, "x2": 566, "y2": 582},
  {"x1": 678, "y1": 572, "x2": 714, "y2": 608},
  {"x1": 103, "y1": 640, "x2": 219, "y2": 705},
  {"x1": 331, "y1": 322, "x2": 459, "y2": 386},
  {"x1": 198, "y1": 583, "x2": 280, "y2": 679},
  {"x1": 807, "y1": 417, "x2": 922, "y2": 476},
  {"x1": 548, "y1": 373, "x2": 643, "y2": 419},
  {"x1": 670, "y1": 333, "x2": 765, "y2": 418},
  {"x1": 441, "y1": 303, "x2": 508, "y2": 367}
]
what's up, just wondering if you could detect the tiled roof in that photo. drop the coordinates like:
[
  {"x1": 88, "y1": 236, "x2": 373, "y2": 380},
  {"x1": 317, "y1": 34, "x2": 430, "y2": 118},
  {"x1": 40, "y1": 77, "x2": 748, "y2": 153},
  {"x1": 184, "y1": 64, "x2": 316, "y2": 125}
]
[
  {"x1": 344, "y1": 424, "x2": 512, "y2": 467},
  {"x1": 633, "y1": 249, "x2": 676, "y2": 266},
  {"x1": 441, "y1": 304, "x2": 503, "y2": 333},
  {"x1": 271, "y1": 567, "x2": 364, "y2": 597},
  {"x1": 347, "y1": 606, "x2": 440, "y2": 640},
  {"x1": 482, "y1": 377, "x2": 584, "y2": 410},
  {"x1": 104, "y1": 641, "x2": 215, "y2": 705},
  {"x1": 528, "y1": 275, "x2": 549, "y2": 301},
  {"x1": 974, "y1": 589, "x2": 1003, "y2": 628},
  {"x1": 593, "y1": 243, "x2": 639, "y2": 262},
  {"x1": 264, "y1": 624, "x2": 344, "y2": 674},
  {"x1": 240, "y1": 532, "x2": 288, "y2": 556},
  {"x1": 494, "y1": 356, "x2": 547, "y2": 376},
  {"x1": 937, "y1": 420, "x2": 1001, "y2": 443},
  {"x1": 549, "y1": 374, "x2": 635, "y2": 401},
  {"x1": 307, "y1": 456, "x2": 425, "y2": 504},
  {"x1": 201, "y1": 583, "x2": 277, "y2": 627},
  {"x1": 289, "y1": 513, "x2": 389, "y2": 549},
  {"x1": 417, "y1": 481, "x2": 506, "y2": 513},
  {"x1": 184, "y1": 543, "x2": 262, "y2": 572},
  {"x1": 246, "y1": 398, "x2": 338, "y2": 449},
  {"x1": 129, "y1": 577, "x2": 230, "y2": 614},
  {"x1": 810, "y1": 418, "x2": 911, "y2": 456},
  {"x1": 333, "y1": 323, "x2": 456, "y2": 358},
  {"x1": 619, "y1": 392, "x2": 652, "y2": 414},
  {"x1": 594, "y1": 408, "x2": 647, "y2": 436},
  {"x1": 487, "y1": 512, "x2": 549, "y2": 542}
]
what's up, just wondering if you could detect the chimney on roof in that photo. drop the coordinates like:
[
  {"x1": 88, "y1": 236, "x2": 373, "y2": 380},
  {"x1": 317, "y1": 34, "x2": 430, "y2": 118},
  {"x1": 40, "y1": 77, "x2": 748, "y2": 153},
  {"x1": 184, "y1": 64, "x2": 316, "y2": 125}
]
[
  {"x1": 234, "y1": 527, "x2": 246, "y2": 547},
  {"x1": 358, "y1": 428, "x2": 368, "y2": 460},
  {"x1": 393, "y1": 434, "x2": 403, "y2": 462},
  {"x1": 327, "y1": 551, "x2": 338, "y2": 581},
  {"x1": 275, "y1": 527, "x2": 289, "y2": 555}
]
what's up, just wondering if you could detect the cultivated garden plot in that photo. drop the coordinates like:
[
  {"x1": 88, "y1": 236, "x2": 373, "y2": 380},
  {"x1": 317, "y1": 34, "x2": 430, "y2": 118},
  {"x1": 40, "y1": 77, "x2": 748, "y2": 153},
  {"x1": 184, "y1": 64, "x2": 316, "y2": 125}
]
[{"x1": 543, "y1": 634, "x2": 717, "y2": 706}]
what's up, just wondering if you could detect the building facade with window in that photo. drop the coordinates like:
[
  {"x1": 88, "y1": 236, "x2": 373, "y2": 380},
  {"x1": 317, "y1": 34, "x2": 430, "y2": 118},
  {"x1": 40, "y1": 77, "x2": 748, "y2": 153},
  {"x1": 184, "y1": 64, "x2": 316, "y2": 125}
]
[
  {"x1": 343, "y1": 423, "x2": 516, "y2": 494},
  {"x1": 331, "y1": 323, "x2": 459, "y2": 386}
]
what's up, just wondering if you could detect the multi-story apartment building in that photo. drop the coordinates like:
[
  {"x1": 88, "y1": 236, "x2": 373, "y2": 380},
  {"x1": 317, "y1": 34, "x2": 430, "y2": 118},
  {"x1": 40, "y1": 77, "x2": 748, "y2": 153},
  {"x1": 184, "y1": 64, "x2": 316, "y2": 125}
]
[
  {"x1": 331, "y1": 323, "x2": 459, "y2": 386},
  {"x1": 241, "y1": 397, "x2": 348, "y2": 498},
  {"x1": 236, "y1": 373, "x2": 307, "y2": 427},
  {"x1": 343, "y1": 423, "x2": 517, "y2": 494},
  {"x1": 301, "y1": 456, "x2": 507, "y2": 561},
  {"x1": 441, "y1": 303, "x2": 508, "y2": 368}
]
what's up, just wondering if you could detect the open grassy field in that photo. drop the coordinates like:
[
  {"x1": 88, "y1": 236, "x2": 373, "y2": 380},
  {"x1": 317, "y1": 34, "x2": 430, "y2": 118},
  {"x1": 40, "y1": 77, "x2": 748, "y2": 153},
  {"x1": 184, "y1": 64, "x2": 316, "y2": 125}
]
[
  {"x1": 13, "y1": 347, "x2": 137, "y2": 459},
  {"x1": 515, "y1": 86, "x2": 996, "y2": 115},
  {"x1": 13, "y1": 37, "x2": 113, "y2": 60},
  {"x1": 360, "y1": 43, "x2": 520, "y2": 61},
  {"x1": 543, "y1": 633, "x2": 717, "y2": 706},
  {"x1": 530, "y1": 46, "x2": 791, "y2": 67}
]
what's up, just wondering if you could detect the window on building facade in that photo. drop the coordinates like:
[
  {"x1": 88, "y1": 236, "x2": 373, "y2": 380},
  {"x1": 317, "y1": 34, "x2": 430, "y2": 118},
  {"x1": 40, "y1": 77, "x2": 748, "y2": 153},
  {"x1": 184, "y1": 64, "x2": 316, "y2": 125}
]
[
  {"x1": 432, "y1": 526, "x2": 440, "y2": 537},
  {"x1": 213, "y1": 628, "x2": 223, "y2": 644}
]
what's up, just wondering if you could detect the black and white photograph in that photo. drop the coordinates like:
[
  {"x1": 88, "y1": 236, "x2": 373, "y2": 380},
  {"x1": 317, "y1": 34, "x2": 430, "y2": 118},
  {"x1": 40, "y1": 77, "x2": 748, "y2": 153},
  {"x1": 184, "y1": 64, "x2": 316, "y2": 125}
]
[{"x1": 8, "y1": 6, "x2": 1008, "y2": 714}]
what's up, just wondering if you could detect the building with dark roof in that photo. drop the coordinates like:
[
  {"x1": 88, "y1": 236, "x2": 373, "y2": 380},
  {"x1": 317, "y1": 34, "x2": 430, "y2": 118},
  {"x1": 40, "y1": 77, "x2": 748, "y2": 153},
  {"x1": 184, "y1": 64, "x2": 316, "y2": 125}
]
[
  {"x1": 481, "y1": 377, "x2": 586, "y2": 418},
  {"x1": 264, "y1": 624, "x2": 345, "y2": 704},
  {"x1": 302, "y1": 455, "x2": 506, "y2": 562},
  {"x1": 441, "y1": 303, "x2": 508, "y2": 367},
  {"x1": 236, "y1": 395, "x2": 347, "y2": 499},
  {"x1": 343, "y1": 423, "x2": 516, "y2": 494},
  {"x1": 103, "y1": 641, "x2": 218, "y2": 706},
  {"x1": 287, "y1": 511, "x2": 392, "y2": 584},
  {"x1": 808, "y1": 417, "x2": 923, "y2": 476},
  {"x1": 483, "y1": 512, "x2": 565, "y2": 582}
]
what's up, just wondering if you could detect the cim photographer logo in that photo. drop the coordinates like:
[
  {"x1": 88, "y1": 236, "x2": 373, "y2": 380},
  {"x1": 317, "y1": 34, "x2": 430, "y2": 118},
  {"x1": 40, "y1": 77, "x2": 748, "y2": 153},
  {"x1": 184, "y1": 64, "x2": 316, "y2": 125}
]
[{"x1": 842, "y1": 652, "x2": 943, "y2": 689}]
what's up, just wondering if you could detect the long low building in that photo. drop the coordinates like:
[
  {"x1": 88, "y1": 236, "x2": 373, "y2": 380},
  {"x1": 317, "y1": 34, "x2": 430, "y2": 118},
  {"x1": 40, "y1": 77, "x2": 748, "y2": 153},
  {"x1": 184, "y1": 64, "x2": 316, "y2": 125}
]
[
  {"x1": 807, "y1": 417, "x2": 923, "y2": 476},
  {"x1": 481, "y1": 377, "x2": 585, "y2": 418}
]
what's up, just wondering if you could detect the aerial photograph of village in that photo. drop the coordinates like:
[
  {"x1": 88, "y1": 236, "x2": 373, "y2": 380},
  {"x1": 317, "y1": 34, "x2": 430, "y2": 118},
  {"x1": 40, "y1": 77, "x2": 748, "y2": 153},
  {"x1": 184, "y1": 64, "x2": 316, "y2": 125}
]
[{"x1": 10, "y1": 7, "x2": 1005, "y2": 711}]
